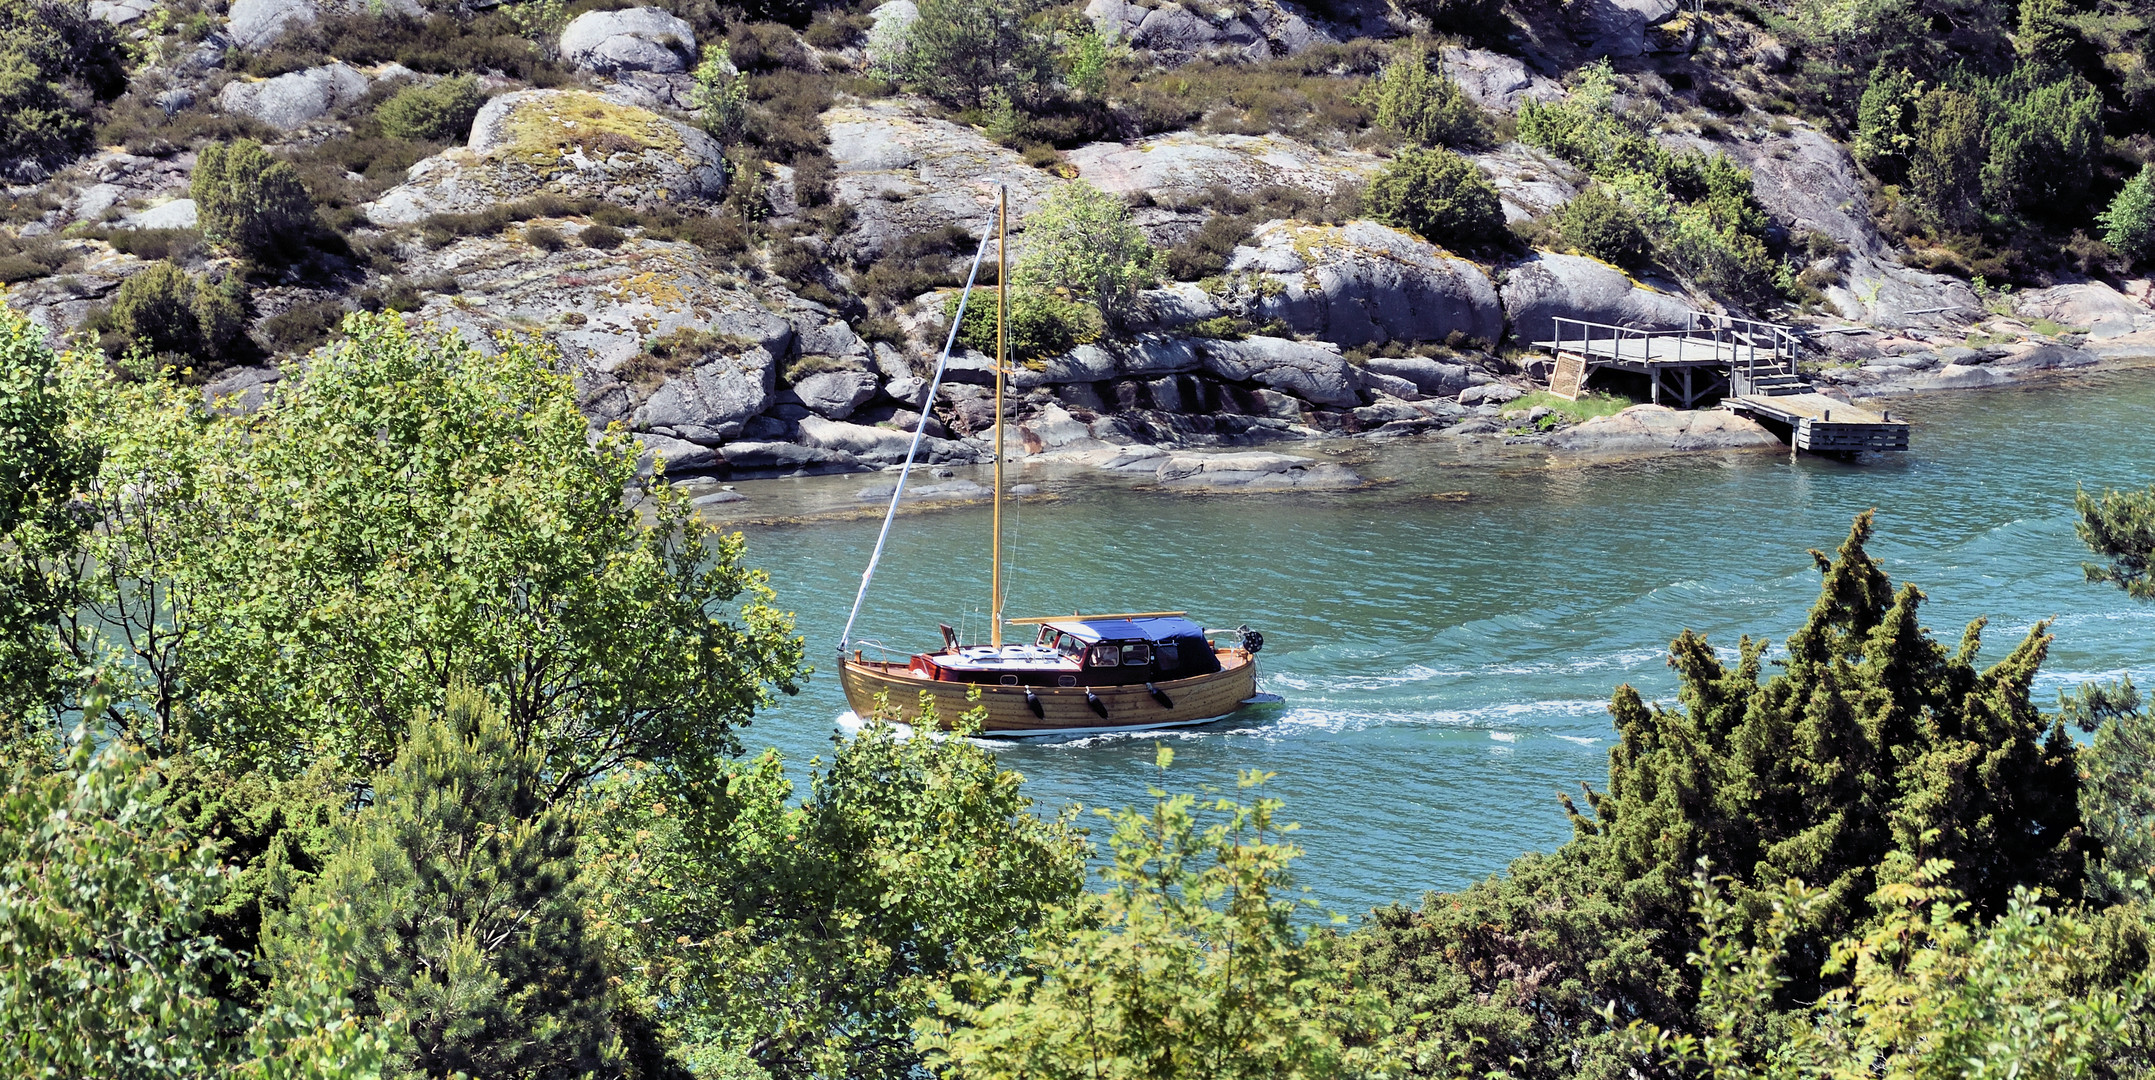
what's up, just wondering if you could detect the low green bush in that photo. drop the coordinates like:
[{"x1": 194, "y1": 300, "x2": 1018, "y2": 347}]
[
  {"x1": 856, "y1": 226, "x2": 974, "y2": 310},
  {"x1": 2101, "y1": 165, "x2": 2155, "y2": 268},
  {"x1": 1366, "y1": 147, "x2": 1506, "y2": 251},
  {"x1": 374, "y1": 74, "x2": 484, "y2": 143},
  {"x1": 1360, "y1": 39, "x2": 1491, "y2": 149},
  {"x1": 97, "y1": 227, "x2": 203, "y2": 264},
  {"x1": 580, "y1": 224, "x2": 626, "y2": 250},
  {"x1": 257, "y1": 300, "x2": 346, "y2": 357},
  {"x1": 98, "y1": 260, "x2": 247, "y2": 365},
  {"x1": 1552, "y1": 186, "x2": 1649, "y2": 269},
  {"x1": 191, "y1": 140, "x2": 318, "y2": 260},
  {"x1": 945, "y1": 286, "x2": 1100, "y2": 364},
  {"x1": 1111, "y1": 44, "x2": 1383, "y2": 143}
]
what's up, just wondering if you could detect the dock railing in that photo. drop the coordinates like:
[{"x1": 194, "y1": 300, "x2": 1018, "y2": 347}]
[{"x1": 1545, "y1": 312, "x2": 1801, "y2": 392}]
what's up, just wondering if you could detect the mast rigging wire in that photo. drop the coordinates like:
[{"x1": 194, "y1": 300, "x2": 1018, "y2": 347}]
[{"x1": 837, "y1": 194, "x2": 1003, "y2": 656}]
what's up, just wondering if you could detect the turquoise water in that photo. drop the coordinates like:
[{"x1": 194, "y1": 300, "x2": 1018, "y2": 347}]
[{"x1": 719, "y1": 367, "x2": 2155, "y2": 918}]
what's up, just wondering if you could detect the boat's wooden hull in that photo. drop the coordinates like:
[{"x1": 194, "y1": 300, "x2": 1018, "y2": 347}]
[{"x1": 839, "y1": 651, "x2": 1260, "y2": 736}]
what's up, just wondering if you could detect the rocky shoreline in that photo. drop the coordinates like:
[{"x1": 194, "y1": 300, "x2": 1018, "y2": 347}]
[{"x1": 12, "y1": 1, "x2": 2155, "y2": 498}]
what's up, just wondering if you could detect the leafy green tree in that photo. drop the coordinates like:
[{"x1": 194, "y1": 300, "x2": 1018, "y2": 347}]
[
  {"x1": 1361, "y1": 39, "x2": 1491, "y2": 149},
  {"x1": 277, "y1": 684, "x2": 622, "y2": 1080},
  {"x1": 374, "y1": 75, "x2": 484, "y2": 143},
  {"x1": 0, "y1": 736, "x2": 393, "y2": 1079},
  {"x1": 949, "y1": 284, "x2": 1101, "y2": 363},
  {"x1": 916, "y1": 747, "x2": 1397, "y2": 1080},
  {"x1": 1906, "y1": 87, "x2": 1985, "y2": 232},
  {"x1": 1063, "y1": 23, "x2": 1118, "y2": 102},
  {"x1": 1853, "y1": 67, "x2": 1921, "y2": 183},
  {"x1": 582, "y1": 709, "x2": 1088, "y2": 1080},
  {"x1": 1014, "y1": 181, "x2": 1157, "y2": 327},
  {"x1": 898, "y1": 0, "x2": 1055, "y2": 109},
  {"x1": 1981, "y1": 69, "x2": 2101, "y2": 220},
  {"x1": 1367, "y1": 147, "x2": 1506, "y2": 250},
  {"x1": 57, "y1": 312, "x2": 803, "y2": 784},
  {"x1": 191, "y1": 140, "x2": 318, "y2": 259},
  {"x1": 2099, "y1": 165, "x2": 2155, "y2": 269},
  {"x1": 1553, "y1": 186, "x2": 1649, "y2": 269},
  {"x1": 1619, "y1": 861, "x2": 2153, "y2": 1080},
  {"x1": 1356, "y1": 514, "x2": 2091, "y2": 1080},
  {"x1": 0, "y1": 0, "x2": 124, "y2": 180},
  {"x1": 690, "y1": 44, "x2": 747, "y2": 144},
  {"x1": 0, "y1": 309, "x2": 95, "y2": 719},
  {"x1": 2015, "y1": 0, "x2": 2081, "y2": 73}
]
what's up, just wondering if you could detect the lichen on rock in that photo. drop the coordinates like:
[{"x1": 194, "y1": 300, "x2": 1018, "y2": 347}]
[{"x1": 364, "y1": 90, "x2": 725, "y2": 226}]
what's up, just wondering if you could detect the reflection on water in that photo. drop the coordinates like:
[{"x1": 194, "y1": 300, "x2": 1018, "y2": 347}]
[{"x1": 721, "y1": 367, "x2": 2155, "y2": 917}]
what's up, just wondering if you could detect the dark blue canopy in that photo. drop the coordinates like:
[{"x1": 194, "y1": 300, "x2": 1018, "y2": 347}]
[{"x1": 1044, "y1": 616, "x2": 1208, "y2": 643}]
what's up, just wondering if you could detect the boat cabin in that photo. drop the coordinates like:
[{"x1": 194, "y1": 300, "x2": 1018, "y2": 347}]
[{"x1": 908, "y1": 615, "x2": 1224, "y2": 687}]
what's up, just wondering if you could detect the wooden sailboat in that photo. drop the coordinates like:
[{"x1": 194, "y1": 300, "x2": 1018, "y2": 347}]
[{"x1": 836, "y1": 187, "x2": 1269, "y2": 736}]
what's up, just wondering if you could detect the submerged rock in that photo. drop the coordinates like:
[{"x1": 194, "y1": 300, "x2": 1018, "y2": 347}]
[
  {"x1": 1152, "y1": 451, "x2": 1362, "y2": 490},
  {"x1": 1546, "y1": 405, "x2": 1779, "y2": 453}
]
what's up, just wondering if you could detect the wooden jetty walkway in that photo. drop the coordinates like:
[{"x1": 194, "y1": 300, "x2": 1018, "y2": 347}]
[
  {"x1": 1532, "y1": 311, "x2": 1909, "y2": 453},
  {"x1": 1724, "y1": 393, "x2": 1909, "y2": 452}
]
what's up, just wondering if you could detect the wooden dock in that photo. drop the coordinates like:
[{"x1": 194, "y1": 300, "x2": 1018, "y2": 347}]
[
  {"x1": 1724, "y1": 393, "x2": 1909, "y2": 452},
  {"x1": 1529, "y1": 309, "x2": 1910, "y2": 453},
  {"x1": 1533, "y1": 313, "x2": 1806, "y2": 407}
]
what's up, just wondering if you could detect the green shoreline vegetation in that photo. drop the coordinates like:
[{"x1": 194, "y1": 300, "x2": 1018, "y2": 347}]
[{"x1": 4, "y1": 305, "x2": 2155, "y2": 1080}]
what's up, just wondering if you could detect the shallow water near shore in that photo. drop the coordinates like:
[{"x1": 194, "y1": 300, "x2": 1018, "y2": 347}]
[{"x1": 722, "y1": 367, "x2": 2155, "y2": 918}]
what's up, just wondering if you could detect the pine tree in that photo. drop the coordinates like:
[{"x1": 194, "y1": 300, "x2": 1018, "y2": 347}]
[
  {"x1": 1580, "y1": 512, "x2": 2084, "y2": 973},
  {"x1": 279, "y1": 684, "x2": 622, "y2": 1079},
  {"x1": 1359, "y1": 514, "x2": 2089, "y2": 1080}
]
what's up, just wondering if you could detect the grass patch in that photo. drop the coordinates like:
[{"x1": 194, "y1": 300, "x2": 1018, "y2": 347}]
[
  {"x1": 1507, "y1": 390, "x2": 1633, "y2": 426},
  {"x1": 2027, "y1": 317, "x2": 2084, "y2": 337}
]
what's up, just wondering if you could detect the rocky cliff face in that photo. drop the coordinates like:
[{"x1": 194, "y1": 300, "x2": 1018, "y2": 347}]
[{"x1": 5, "y1": 0, "x2": 2130, "y2": 484}]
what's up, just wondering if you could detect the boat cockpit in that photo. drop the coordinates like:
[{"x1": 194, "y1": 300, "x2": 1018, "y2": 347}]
[{"x1": 907, "y1": 615, "x2": 1227, "y2": 687}]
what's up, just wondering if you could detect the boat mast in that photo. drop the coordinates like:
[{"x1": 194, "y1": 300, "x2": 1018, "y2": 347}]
[{"x1": 991, "y1": 185, "x2": 1006, "y2": 649}]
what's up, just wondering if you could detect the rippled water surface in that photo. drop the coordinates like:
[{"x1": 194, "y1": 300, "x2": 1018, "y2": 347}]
[{"x1": 716, "y1": 367, "x2": 2155, "y2": 917}]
